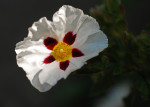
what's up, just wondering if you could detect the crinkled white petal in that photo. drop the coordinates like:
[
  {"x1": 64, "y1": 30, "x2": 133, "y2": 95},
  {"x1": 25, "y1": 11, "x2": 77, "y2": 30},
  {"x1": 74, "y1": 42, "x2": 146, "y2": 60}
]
[
  {"x1": 29, "y1": 71, "x2": 53, "y2": 92},
  {"x1": 15, "y1": 37, "x2": 50, "y2": 54},
  {"x1": 77, "y1": 30, "x2": 108, "y2": 62},
  {"x1": 15, "y1": 38, "x2": 51, "y2": 91},
  {"x1": 53, "y1": 5, "x2": 100, "y2": 47},
  {"x1": 28, "y1": 17, "x2": 58, "y2": 41},
  {"x1": 39, "y1": 61, "x2": 62, "y2": 86},
  {"x1": 17, "y1": 46, "x2": 84, "y2": 92},
  {"x1": 53, "y1": 5, "x2": 83, "y2": 40},
  {"x1": 52, "y1": 5, "x2": 85, "y2": 40},
  {"x1": 72, "y1": 16, "x2": 100, "y2": 48},
  {"x1": 35, "y1": 58, "x2": 84, "y2": 92}
]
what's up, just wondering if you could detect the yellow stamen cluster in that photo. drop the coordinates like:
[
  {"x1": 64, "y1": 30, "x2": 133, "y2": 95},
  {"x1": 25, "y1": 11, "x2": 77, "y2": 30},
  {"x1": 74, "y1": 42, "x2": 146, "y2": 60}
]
[{"x1": 51, "y1": 42, "x2": 72, "y2": 61}]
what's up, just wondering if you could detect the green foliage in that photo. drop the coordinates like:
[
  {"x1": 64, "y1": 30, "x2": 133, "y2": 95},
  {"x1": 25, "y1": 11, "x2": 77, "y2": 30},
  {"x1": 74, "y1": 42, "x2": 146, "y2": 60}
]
[{"x1": 77, "y1": 0, "x2": 150, "y2": 105}]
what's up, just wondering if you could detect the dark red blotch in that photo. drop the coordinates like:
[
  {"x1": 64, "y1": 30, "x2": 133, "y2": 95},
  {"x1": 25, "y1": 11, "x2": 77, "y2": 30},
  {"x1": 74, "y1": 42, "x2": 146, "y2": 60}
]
[
  {"x1": 63, "y1": 31, "x2": 76, "y2": 45},
  {"x1": 43, "y1": 37, "x2": 58, "y2": 50},
  {"x1": 43, "y1": 55, "x2": 55, "y2": 64},
  {"x1": 59, "y1": 60, "x2": 70, "y2": 71},
  {"x1": 72, "y1": 48, "x2": 84, "y2": 57}
]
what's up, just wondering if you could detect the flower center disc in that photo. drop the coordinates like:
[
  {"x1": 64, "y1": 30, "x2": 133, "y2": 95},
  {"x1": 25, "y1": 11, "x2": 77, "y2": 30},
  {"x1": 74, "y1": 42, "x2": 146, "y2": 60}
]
[{"x1": 51, "y1": 42, "x2": 72, "y2": 61}]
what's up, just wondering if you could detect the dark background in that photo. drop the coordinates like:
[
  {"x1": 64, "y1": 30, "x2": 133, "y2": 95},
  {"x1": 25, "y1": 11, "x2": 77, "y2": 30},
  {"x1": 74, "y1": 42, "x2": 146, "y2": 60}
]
[{"x1": 0, "y1": 0, "x2": 150, "y2": 107}]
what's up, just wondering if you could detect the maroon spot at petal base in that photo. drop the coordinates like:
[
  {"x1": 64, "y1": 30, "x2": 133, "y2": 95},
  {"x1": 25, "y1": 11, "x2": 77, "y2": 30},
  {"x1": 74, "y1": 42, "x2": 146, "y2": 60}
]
[
  {"x1": 63, "y1": 31, "x2": 76, "y2": 45},
  {"x1": 59, "y1": 60, "x2": 70, "y2": 71},
  {"x1": 43, "y1": 55, "x2": 55, "y2": 64},
  {"x1": 72, "y1": 48, "x2": 84, "y2": 57},
  {"x1": 43, "y1": 37, "x2": 58, "y2": 50}
]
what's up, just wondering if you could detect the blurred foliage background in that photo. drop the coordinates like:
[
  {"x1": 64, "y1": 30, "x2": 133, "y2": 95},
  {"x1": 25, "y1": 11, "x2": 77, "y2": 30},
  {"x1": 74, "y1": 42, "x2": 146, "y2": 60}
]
[
  {"x1": 73, "y1": 0, "x2": 150, "y2": 106},
  {"x1": 78, "y1": 0, "x2": 150, "y2": 106},
  {"x1": 0, "y1": 0, "x2": 150, "y2": 107}
]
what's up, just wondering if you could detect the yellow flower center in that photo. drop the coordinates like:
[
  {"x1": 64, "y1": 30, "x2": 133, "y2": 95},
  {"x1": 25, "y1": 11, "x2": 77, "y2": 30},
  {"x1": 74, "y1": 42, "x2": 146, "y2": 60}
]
[{"x1": 51, "y1": 42, "x2": 72, "y2": 61}]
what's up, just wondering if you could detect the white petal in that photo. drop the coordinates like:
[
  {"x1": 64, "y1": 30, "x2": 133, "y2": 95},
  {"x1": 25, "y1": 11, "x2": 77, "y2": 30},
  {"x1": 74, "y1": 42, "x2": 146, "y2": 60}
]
[
  {"x1": 29, "y1": 71, "x2": 53, "y2": 92},
  {"x1": 77, "y1": 30, "x2": 108, "y2": 62},
  {"x1": 52, "y1": 5, "x2": 85, "y2": 40},
  {"x1": 35, "y1": 58, "x2": 84, "y2": 92},
  {"x1": 28, "y1": 17, "x2": 58, "y2": 41},
  {"x1": 39, "y1": 61, "x2": 63, "y2": 86},
  {"x1": 15, "y1": 38, "x2": 51, "y2": 91},
  {"x1": 72, "y1": 16, "x2": 100, "y2": 48},
  {"x1": 65, "y1": 58, "x2": 85, "y2": 78},
  {"x1": 15, "y1": 37, "x2": 50, "y2": 54},
  {"x1": 53, "y1": 5, "x2": 100, "y2": 47}
]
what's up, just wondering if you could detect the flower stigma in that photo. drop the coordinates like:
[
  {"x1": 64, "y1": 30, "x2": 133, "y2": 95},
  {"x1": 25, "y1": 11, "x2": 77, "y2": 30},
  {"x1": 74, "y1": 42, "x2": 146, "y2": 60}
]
[{"x1": 51, "y1": 42, "x2": 72, "y2": 61}]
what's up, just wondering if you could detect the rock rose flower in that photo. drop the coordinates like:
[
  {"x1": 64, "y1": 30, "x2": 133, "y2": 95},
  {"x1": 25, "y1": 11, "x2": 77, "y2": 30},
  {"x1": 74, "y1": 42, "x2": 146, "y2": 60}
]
[{"x1": 15, "y1": 5, "x2": 108, "y2": 92}]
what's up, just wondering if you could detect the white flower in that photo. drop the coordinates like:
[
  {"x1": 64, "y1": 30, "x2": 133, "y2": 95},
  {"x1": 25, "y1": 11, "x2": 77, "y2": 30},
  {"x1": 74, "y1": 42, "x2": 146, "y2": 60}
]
[{"x1": 15, "y1": 5, "x2": 108, "y2": 92}]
